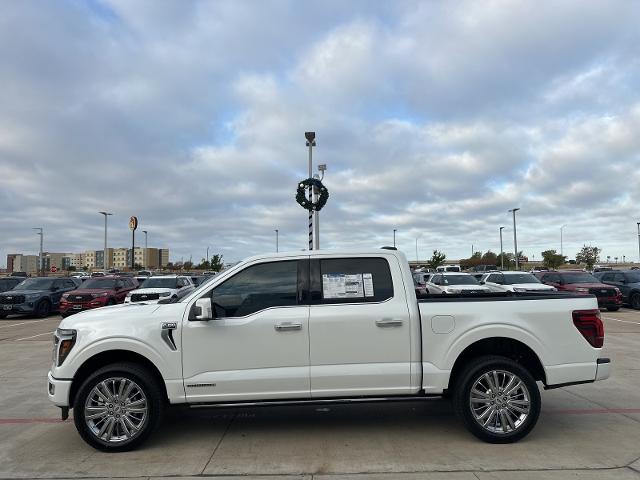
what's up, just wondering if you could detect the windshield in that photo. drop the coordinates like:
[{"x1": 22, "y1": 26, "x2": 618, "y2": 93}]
[
  {"x1": 442, "y1": 275, "x2": 478, "y2": 285},
  {"x1": 504, "y1": 274, "x2": 540, "y2": 285},
  {"x1": 445, "y1": 266, "x2": 460, "y2": 272},
  {"x1": 82, "y1": 278, "x2": 117, "y2": 289},
  {"x1": 625, "y1": 273, "x2": 640, "y2": 283},
  {"x1": 14, "y1": 278, "x2": 55, "y2": 290},
  {"x1": 561, "y1": 272, "x2": 599, "y2": 284},
  {"x1": 140, "y1": 278, "x2": 178, "y2": 289}
]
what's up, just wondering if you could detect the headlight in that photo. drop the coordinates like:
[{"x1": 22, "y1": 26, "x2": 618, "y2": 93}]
[
  {"x1": 159, "y1": 292, "x2": 171, "y2": 297},
  {"x1": 125, "y1": 292, "x2": 132, "y2": 298},
  {"x1": 614, "y1": 288, "x2": 621, "y2": 294},
  {"x1": 25, "y1": 293, "x2": 40, "y2": 299},
  {"x1": 446, "y1": 288, "x2": 461, "y2": 294},
  {"x1": 53, "y1": 329, "x2": 76, "y2": 367},
  {"x1": 575, "y1": 287, "x2": 589, "y2": 293},
  {"x1": 62, "y1": 293, "x2": 70, "y2": 299},
  {"x1": 513, "y1": 287, "x2": 528, "y2": 292},
  {"x1": 91, "y1": 292, "x2": 108, "y2": 298}
]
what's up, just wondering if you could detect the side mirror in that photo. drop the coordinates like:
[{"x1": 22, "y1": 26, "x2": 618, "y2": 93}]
[
  {"x1": 192, "y1": 298, "x2": 213, "y2": 321},
  {"x1": 115, "y1": 286, "x2": 122, "y2": 291},
  {"x1": 51, "y1": 286, "x2": 59, "y2": 292},
  {"x1": 479, "y1": 281, "x2": 485, "y2": 285}
]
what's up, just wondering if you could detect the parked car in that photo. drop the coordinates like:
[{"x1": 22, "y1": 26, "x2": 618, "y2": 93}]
[
  {"x1": 124, "y1": 275, "x2": 195, "y2": 304},
  {"x1": 594, "y1": 270, "x2": 640, "y2": 310},
  {"x1": 412, "y1": 276, "x2": 429, "y2": 298},
  {"x1": 471, "y1": 265, "x2": 497, "y2": 273},
  {"x1": 436, "y1": 265, "x2": 461, "y2": 272},
  {"x1": 535, "y1": 270, "x2": 623, "y2": 311},
  {"x1": 48, "y1": 249, "x2": 609, "y2": 451},
  {"x1": 59, "y1": 276, "x2": 139, "y2": 317},
  {"x1": 413, "y1": 272, "x2": 433, "y2": 285},
  {"x1": 191, "y1": 275, "x2": 215, "y2": 287},
  {"x1": 481, "y1": 272, "x2": 556, "y2": 293},
  {"x1": 427, "y1": 272, "x2": 492, "y2": 294},
  {"x1": 0, "y1": 277, "x2": 80, "y2": 318},
  {"x1": 10, "y1": 271, "x2": 28, "y2": 277},
  {"x1": 0, "y1": 277, "x2": 22, "y2": 293}
]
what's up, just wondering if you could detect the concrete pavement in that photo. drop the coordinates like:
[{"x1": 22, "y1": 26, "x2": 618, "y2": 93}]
[{"x1": 1, "y1": 311, "x2": 639, "y2": 479}]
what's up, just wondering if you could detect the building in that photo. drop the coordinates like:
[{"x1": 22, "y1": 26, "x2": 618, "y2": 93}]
[
  {"x1": 67, "y1": 253, "x2": 85, "y2": 269},
  {"x1": 159, "y1": 249, "x2": 169, "y2": 268},
  {"x1": 43, "y1": 253, "x2": 70, "y2": 272},
  {"x1": 12, "y1": 254, "x2": 39, "y2": 275},
  {"x1": 83, "y1": 250, "x2": 96, "y2": 269},
  {"x1": 112, "y1": 248, "x2": 129, "y2": 269}
]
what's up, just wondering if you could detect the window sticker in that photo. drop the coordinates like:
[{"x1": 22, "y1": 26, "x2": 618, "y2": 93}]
[
  {"x1": 322, "y1": 273, "x2": 365, "y2": 299},
  {"x1": 363, "y1": 273, "x2": 374, "y2": 297}
]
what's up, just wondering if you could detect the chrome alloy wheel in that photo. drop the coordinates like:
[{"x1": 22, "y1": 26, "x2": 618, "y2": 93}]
[
  {"x1": 469, "y1": 370, "x2": 531, "y2": 434},
  {"x1": 84, "y1": 377, "x2": 148, "y2": 443}
]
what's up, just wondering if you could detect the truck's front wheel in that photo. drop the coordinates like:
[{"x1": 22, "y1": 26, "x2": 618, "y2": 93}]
[
  {"x1": 73, "y1": 363, "x2": 164, "y2": 451},
  {"x1": 453, "y1": 355, "x2": 540, "y2": 443}
]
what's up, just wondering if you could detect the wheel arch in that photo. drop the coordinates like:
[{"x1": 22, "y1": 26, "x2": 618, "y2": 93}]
[
  {"x1": 68, "y1": 350, "x2": 168, "y2": 407},
  {"x1": 448, "y1": 337, "x2": 546, "y2": 392}
]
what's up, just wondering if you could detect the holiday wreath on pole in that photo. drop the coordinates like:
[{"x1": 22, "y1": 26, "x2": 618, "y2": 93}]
[{"x1": 296, "y1": 177, "x2": 329, "y2": 211}]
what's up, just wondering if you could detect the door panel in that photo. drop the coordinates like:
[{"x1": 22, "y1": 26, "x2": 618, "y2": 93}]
[{"x1": 308, "y1": 256, "x2": 412, "y2": 397}]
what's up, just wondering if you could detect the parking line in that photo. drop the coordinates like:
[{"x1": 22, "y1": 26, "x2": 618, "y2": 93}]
[
  {"x1": 604, "y1": 317, "x2": 640, "y2": 326},
  {"x1": 0, "y1": 418, "x2": 67, "y2": 424},
  {"x1": 14, "y1": 331, "x2": 55, "y2": 341},
  {"x1": 0, "y1": 318, "x2": 51, "y2": 330}
]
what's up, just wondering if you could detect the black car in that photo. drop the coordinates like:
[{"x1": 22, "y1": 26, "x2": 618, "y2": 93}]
[
  {"x1": 0, "y1": 277, "x2": 22, "y2": 293},
  {"x1": 594, "y1": 270, "x2": 640, "y2": 309},
  {"x1": 0, "y1": 277, "x2": 81, "y2": 318}
]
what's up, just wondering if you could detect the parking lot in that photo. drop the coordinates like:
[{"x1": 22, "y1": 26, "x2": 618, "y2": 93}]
[{"x1": 1, "y1": 310, "x2": 639, "y2": 480}]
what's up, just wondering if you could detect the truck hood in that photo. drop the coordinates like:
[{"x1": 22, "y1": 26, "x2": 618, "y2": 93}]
[
  {"x1": 132, "y1": 288, "x2": 177, "y2": 295},
  {"x1": 510, "y1": 283, "x2": 556, "y2": 290},
  {"x1": 66, "y1": 288, "x2": 116, "y2": 295},
  {"x1": 563, "y1": 283, "x2": 611, "y2": 290},
  {"x1": 0, "y1": 289, "x2": 47, "y2": 296},
  {"x1": 59, "y1": 302, "x2": 161, "y2": 330},
  {"x1": 446, "y1": 285, "x2": 491, "y2": 291}
]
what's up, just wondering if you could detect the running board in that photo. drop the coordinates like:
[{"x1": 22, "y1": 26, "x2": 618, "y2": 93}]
[{"x1": 188, "y1": 394, "x2": 441, "y2": 409}]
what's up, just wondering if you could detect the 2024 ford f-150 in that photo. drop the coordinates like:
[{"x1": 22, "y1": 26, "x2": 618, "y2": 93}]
[{"x1": 47, "y1": 250, "x2": 610, "y2": 451}]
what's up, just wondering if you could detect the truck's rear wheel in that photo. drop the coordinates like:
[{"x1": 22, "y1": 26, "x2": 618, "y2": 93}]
[
  {"x1": 453, "y1": 355, "x2": 540, "y2": 443},
  {"x1": 73, "y1": 363, "x2": 164, "y2": 451}
]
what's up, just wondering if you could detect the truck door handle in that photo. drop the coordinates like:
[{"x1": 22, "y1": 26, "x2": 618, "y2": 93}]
[
  {"x1": 274, "y1": 322, "x2": 302, "y2": 332},
  {"x1": 376, "y1": 319, "x2": 404, "y2": 327}
]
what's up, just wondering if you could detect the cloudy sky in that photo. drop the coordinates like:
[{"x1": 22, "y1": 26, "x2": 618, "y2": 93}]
[{"x1": 2, "y1": 0, "x2": 640, "y2": 267}]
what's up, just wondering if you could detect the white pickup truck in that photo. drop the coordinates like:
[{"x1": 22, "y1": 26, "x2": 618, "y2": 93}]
[{"x1": 47, "y1": 249, "x2": 610, "y2": 451}]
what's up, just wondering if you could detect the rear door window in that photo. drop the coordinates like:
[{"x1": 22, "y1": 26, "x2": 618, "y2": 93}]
[{"x1": 316, "y1": 257, "x2": 393, "y2": 304}]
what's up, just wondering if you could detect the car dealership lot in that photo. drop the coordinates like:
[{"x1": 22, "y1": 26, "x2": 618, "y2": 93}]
[{"x1": 1, "y1": 311, "x2": 640, "y2": 479}]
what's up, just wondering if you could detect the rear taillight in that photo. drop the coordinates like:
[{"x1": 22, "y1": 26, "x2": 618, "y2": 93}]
[{"x1": 572, "y1": 309, "x2": 604, "y2": 348}]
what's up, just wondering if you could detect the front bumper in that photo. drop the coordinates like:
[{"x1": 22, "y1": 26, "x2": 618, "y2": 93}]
[
  {"x1": 0, "y1": 303, "x2": 35, "y2": 314},
  {"x1": 47, "y1": 371, "x2": 72, "y2": 407},
  {"x1": 59, "y1": 300, "x2": 106, "y2": 315}
]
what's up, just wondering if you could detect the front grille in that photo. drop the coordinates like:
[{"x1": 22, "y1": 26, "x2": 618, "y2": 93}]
[
  {"x1": 70, "y1": 294, "x2": 93, "y2": 302},
  {"x1": 589, "y1": 287, "x2": 616, "y2": 298},
  {"x1": 0, "y1": 295, "x2": 25, "y2": 304},
  {"x1": 131, "y1": 293, "x2": 160, "y2": 302}
]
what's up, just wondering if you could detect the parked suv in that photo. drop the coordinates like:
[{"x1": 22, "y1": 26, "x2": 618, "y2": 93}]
[
  {"x1": 535, "y1": 270, "x2": 623, "y2": 311},
  {"x1": 59, "y1": 276, "x2": 139, "y2": 317},
  {"x1": 594, "y1": 270, "x2": 640, "y2": 310},
  {"x1": 427, "y1": 272, "x2": 492, "y2": 294},
  {"x1": 125, "y1": 275, "x2": 194, "y2": 304},
  {"x1": 0, "y1": 277, "x2": 22, "y2": 293},
  {"x1": 481, "y1": 271, "x2": 556, "y2": 293},
  {"x1": 0, "y1": 277, "x2": 81, "y2": 318}
]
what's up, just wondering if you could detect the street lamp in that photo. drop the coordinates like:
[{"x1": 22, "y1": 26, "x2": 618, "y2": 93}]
[
  {"x1": 393, "y1": 229, "x2": 397, "y2": 248},
  {"x1": 637, "y1": 222, "x2": 640, "y2": 264},
  {"x1": 275, "y1": 229, "x2": 279, "y2": 252},
  {"x1": 499, "y1": 226, "x2": 505, "y2": 270},
  {"x1": 206, "y1": 246, "x2": 210, "y2": 264},
  {"x1": 99, "y1": 212, "x2": 112, "y2": 271},
  {"x1": 33, "y1": 227, "x2": 43, "y2": 276},
  {"x1": 560, "y1": 224, "x2": 567, "y2": 258},
  {"x1": 415, "y1": 237, "x2": 419, "y2": 262},
  {"x1": 508, "y1": 208, "x2": 520, "y2": 270}
]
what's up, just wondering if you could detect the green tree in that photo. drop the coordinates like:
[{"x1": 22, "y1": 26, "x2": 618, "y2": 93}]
[
  {"x1": 183, "y1": 261, "x2": 193, "y2": 270},
  {"x1": 481, "y1": 250, "x2": 498, "y2": 266},
  {"x1": 427, "y1": 250, "x2": 446, "y2": 270},
  {"x1": 575, "y1": 245, "x2": 601, "y2": 270},
  {"x1": 541, "y1": 249, "x2": 566, "y2": 269},
  {"x1": 209, "y1": 254, "x2": 224, "y2": 272}
]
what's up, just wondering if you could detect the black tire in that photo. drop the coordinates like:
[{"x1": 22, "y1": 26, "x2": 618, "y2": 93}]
[
  {"x1": 73, "y1": 362, "x2": 165, "y2": 452},
  {"x1": 607, "y1": 307, "x2": 620, "y2": 312},
  {"x1": 35, "y1": 300, "x2": 51, "y2": 318},
  {"x1": 106, "y1": 299, "x2": 116, "y2": 306},
  {"x1": 631, "y1": 292, "x2": 640, "y2": 310},
  {"x1": 0, "y1": 313, "x2": 7, "y2": 319},
  {"x1": 453, "y1": 355, "x2": 541, "y2": 443}
]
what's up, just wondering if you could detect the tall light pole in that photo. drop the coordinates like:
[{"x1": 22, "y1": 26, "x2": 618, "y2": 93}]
[
  {"x1": 275, "y1": 229, "x2": 279, "y2": 252},
  {"x1": 499, "y1": 226, "x2": 505, "y2": 270},
  {"x1": 637, "y1": 222, "x2": 640, "y2": 264},
  {"x1": 99, "y1": 212, "x2": 112, "y2": 271},
  {"x1": 305, "y1": 132, "x2": 316, "y2": 251},
  {"x1": 415, "y1": 237, "x2": 419, "y2": 262},
  {"x1": 314, "y1": 163, "x2": 327, "y2": 250},
  {"x1": 206, "y1": 246, "x2": 210, "y2": 264},
  {"x1": 508, "y1": 208, "x2": 520, "y2": 270},
  {"x1": 560, "y1": 224, "x2": 567, "y2": 258},
  {"x1": 142, "y1": 230, "x2": 148, "y2": 269},
  {"x1": 33, "y1": 227, "x2": 43, "y2": 276},
  {"x1": 393, "y1": 229, "x2": 397, "y2": 248}
]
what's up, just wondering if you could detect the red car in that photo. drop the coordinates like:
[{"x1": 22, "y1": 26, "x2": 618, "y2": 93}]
[
  {"x1": 59, "y1": 276, "x2": 138, "y2": 317},
  {"x1": 535, "y1": 270, "x2": 622, "y2": 311}
]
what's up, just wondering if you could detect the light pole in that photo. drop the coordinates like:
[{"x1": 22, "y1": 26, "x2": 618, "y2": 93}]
[
  {"x1": 206, "y1": 246, "x2": 210, "y2": 265},
  {"x1": 99, "y1": 212, "x2": 112, "y2": 271},
  {"x1": 142, "y1": 230, "x2": 148, "y2": 269},
  {"x1": 314, "y1": 163, "x2": 327, "y2": 250},
  {"x1": 393, "y1": 229, "x2": 397, "y2": 248},
  {"x1": 560, "y1": 224, "x2": 567, "y2": 258},
  {"x1": 33, "y1": 227, "x2": 43, "y2": 276},
  {"x1": 305, "y1": 132, "x2": 316, "y2": 251},
  {"x1": 637, "y1": 222, "x2": 640, "y2": 264},
  {"x1": 508, "y1": 208, "x2": 520, "y2": 270},
  {"x1": 275, "y1": 229, "x2": 279, "y2": 252},
  {"x1": 415, "y1": 237, "x2": 419, "y2": 262},
  {"x1": 499, "y1": 226, "x2": 505, "y2": 270}
]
